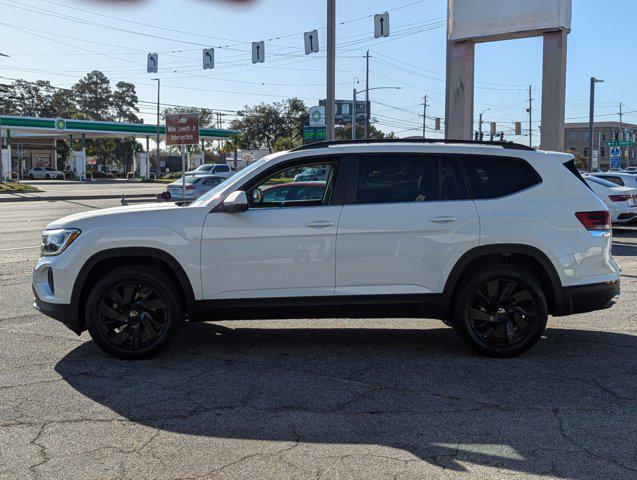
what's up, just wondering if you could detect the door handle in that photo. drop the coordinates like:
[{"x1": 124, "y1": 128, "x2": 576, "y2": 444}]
[
  {"x1": 306, "y1": 220, "x2": 335, "y2": 228},
  {"x1": 429, "y1": 216, "x2": 457, "y2": 223}
]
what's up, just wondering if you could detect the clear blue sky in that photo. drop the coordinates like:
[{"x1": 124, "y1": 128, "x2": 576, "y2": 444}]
[{"x1": 1, "y1": 0, "x2": 636, "y2": 145}]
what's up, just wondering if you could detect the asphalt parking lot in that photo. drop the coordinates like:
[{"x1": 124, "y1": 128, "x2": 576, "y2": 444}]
[{"x1": 0, "y1": 195, "x2": 635, "y2": 480}]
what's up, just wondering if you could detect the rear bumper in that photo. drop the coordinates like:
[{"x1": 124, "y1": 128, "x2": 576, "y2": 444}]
[
  {"x1": 559, "y1": 280, "x2": 620, "y2": 315},
  {"x1": 33, "y1": 286, "x2": 81, "y2": 335}
]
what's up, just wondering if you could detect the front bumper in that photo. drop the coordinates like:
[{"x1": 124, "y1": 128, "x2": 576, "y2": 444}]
[
  {"x1": 33, "y1": 286, "x2": 81, "y2": 334},
  {"x1": 560, "y1": 280, "x2": 620, "y2": 315}
]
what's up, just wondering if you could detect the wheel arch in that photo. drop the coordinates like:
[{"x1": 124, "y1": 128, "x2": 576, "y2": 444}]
[
  {"x1": 71, "y1": 247, "x2": 198, "y2": 332},
  {"x1": 441, "y1": 244, "x2": 564, "y2": 318}
]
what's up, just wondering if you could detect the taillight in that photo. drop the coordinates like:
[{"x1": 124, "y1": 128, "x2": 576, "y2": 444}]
[
  {"x1": 608, "y1": 195, "x2": 631, "y2": 202},
  {"x1": 575, "y1": 211, "x2": 611, "y2": 231}
]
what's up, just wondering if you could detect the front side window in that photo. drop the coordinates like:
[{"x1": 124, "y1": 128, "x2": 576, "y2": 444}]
[
  {"x1": 462, "y1": 155, "x2": 541, "y2": 199},
  {"x1": 598, "y1": 176, "x2": 624, "y2": 186},
  {"x1": 356, "y1": 154, "x2": 438, "y2": 204},
  {"x1": 249, "y1": 162, "x2": 336, "y2": 208}
]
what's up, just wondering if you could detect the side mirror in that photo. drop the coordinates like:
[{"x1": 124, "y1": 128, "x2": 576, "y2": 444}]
[{"x1": 222, "y1": 190, "x2": 249, "y2": 213}]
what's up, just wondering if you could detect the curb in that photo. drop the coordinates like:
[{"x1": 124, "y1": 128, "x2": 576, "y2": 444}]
[{"x1": 0, "y1": 193, "x2": 158, "y2": 203}]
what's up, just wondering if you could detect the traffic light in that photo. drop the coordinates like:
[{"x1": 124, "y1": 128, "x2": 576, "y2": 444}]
[
  {"x1": 514, "y1": 122, "x2": 522, "y2": 135},
  {"x1": 490, "y1": 122, "x2": 497, "y2": 135},
  {"x1": 499, "y1": 132, "x2": 504, "y2": 141},
  {"x1": 435, "y1": 117, "x2": 441, "y2": 131}
]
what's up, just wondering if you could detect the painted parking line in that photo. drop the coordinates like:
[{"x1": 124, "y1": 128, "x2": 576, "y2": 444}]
[{"x1": 0, "y1": 245, "x2": 39, "y2": 252}]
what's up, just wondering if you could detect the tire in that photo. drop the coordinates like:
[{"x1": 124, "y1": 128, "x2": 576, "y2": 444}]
[
  {"x1": 451, "y1": 264, "x2": 548, "y2": 358},
  {"x1": 28, "y1": 174, "x2": 34, "y2": 179},
  {"x1": 85, "y1": 266, "x2": 183, "y2": 359},
  {"x1": 45, "y1": 174, "x2": 51, "y2": 179}
]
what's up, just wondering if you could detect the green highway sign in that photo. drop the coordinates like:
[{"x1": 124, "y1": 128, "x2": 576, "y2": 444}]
[
  {"x1": 303, "y1": 126, "x2": 327, "y2": 143},
  {"x1": 606, "y1": 140, "x2": 633, "y2": 147}
]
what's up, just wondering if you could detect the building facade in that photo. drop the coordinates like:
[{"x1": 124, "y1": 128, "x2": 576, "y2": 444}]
[{"x1": 564, "y1": 121, "x2": 636, "y2": 170}]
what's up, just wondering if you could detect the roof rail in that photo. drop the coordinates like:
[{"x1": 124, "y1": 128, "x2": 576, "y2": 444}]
[{"x1": 292, "y1": 138, "x2": 535, "y2": 152}]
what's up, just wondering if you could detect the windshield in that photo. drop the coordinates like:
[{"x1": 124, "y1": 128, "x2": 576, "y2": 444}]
[
  {"x1": 189, "y1": 158, "x2": 268, "y2": 207},
  {"x1": 195, "y1": 164, "x2": 212, "y2": 171}
]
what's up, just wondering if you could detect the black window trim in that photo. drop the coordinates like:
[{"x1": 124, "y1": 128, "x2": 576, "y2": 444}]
[{"x1": 345, "y1": 152, "x2": 472, "y2": 206}]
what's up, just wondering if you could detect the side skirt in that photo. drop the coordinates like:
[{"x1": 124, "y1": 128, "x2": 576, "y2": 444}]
[{"x1": 191, "y1": 294, "x2": 443, "y2": 321}]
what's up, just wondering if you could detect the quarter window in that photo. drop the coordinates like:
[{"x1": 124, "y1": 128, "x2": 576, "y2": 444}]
[{"x1": 462, "y1": 156, "x2": 541, "y2": 199}]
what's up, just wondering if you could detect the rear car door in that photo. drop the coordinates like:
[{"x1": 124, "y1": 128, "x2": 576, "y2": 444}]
[{"x1": 335, "y1": 153, "x2": 480, "y2": 296}]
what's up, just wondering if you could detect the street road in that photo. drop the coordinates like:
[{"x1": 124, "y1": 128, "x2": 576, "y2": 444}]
[
  {"x1": 0, "y1": 197, "x2": 635, "y2": 480},
  {"x1": 3, "y1": 180, "x2": 164, "y2": 201}
]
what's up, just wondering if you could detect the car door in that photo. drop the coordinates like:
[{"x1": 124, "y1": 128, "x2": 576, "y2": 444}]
[
  {"x1": 200, "y1": 157, "x2": 345, "y2": 299},
  {"x1": 335, "y1": 153, "x2": 480, "y2": 296}
]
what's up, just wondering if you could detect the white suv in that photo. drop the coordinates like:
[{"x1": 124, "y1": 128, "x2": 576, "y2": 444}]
[{"x1": 33, "y1": 140, "x2": 620, "y2": 359}]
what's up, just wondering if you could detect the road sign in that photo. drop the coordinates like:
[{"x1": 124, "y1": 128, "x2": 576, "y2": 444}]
[
  {"x1": 252, "y1": 41, "x2": 265, "y2": 63},
  {"x1": 592, "y1": 150, "x2": 599, "y2": 170},
  {"x1": 147, "y1": 53, "x2": 158, "y2": 73},
  {"x1": 304, "y1": 30, "x2": 319, "y2": 54},
  {"x1": 203, "y1": 48, "x2": 214, "y2": 69},
  {"x1": 610, "y1": 146, "x2": 621, "y2": 157},
  {"x1": 303, "y1": 126, "x2": 327, "y2": 143},
  {"x1": 606, "y1": 140, "x2": 633, "y2": 147},
  {"x1": 319, "y1": 99, "x2": 368, "y2": 125},
  {"x1": 165, "y1": 113, "x2": 199, "y2": 145},
  {"x1": 309, "y1": 106, "x2": 326, "y2": 127},
  {"x1": 374, "y1": 12, "x2": 390, "y2": 38}
]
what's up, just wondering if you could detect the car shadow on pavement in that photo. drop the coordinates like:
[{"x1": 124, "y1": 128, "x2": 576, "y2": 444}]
[{"x1": 55, "y1": 323, "x2": 636, "y2": 479}]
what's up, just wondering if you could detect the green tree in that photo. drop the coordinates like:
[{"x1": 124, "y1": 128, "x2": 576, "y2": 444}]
[
  {"x1": 112, "y1": 82, "x2": 141, "y2": 123},
  {"x1": 230, "y1": 98, "x2": 308, "y2": 152},
  {"x1": 335, "y1": 123, "x2": 388, "y2": 141},
  {"x1": 72, "y1": 70, "x2": 112, "y2": 120}
]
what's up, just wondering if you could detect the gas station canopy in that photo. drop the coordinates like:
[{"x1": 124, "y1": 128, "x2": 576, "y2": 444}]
[{"x1": 0, "y1": 115, "x2": 240, "y2": 140}]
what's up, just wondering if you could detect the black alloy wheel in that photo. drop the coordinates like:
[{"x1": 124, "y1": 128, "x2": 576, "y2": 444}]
[
  {"x1": 467, "y1": 279, "x2": 536, "y2": 347},
  {"x1": 85, "y1": 266, "x2": 182, "y2": 359},
  {"x1": 97, "y1": 281, "x2": 168, "y2": 351},
  {"x1": 452, "y1": 264, "x2": 548, "y2": 357}
]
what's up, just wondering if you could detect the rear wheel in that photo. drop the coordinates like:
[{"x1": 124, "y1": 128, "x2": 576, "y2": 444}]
[
  {"x1": 85, "y1": 266, "x2": 183, "y2": 359},
  {"x1": 452, "y1": 264, "x2": 548, "y2": 357}
]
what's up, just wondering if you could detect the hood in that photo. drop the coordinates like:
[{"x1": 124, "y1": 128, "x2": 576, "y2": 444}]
[{"x1": 46, "y1": 202, "x2": 185, "y2": 230}]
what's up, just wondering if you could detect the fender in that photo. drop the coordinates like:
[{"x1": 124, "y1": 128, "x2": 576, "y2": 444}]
[
  {"x1": 70, "y1": 247, "x2": 198, "y2": 329},
  {"x1": 441, "y1": 244, "x2": 564, "y2": 317}
]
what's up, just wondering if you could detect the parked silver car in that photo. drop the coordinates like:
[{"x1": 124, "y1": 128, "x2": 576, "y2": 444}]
[{"x1": 165, "y1": 174, "x2": 226, "y2": 201}]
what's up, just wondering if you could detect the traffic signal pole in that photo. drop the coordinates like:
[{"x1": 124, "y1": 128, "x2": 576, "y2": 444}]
[{"x1": 326, "y1": 0, "x2": 336, "y2": 141}]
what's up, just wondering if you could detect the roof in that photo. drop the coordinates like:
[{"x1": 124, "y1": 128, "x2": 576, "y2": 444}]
[{"x1": 0, "y1": 115, "x2": 240, "y2": 140}]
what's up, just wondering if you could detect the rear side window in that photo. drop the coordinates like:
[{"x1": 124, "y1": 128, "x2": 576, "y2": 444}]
[
  {"x1": 462, "y1": 156, "x2": 541, "y2": 199},
  {"x1": 597, "y1": 175, "x2": 624, "y2": 186},
  {"x1": 356, "y1": 154, "x2": 438, "y2": 204},
  {"x1": 214, "y1": 165, "x2": 230, "y2": 172}
]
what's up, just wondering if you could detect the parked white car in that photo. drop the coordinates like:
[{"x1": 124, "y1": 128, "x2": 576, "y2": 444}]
[
  {"x1": 591, "y1": 171, "x2": 637, "y2": 189},
  {"x1": 27, "y1": 167, "x2": 64, "y2": 179},
  {"x1": 34, "y1": 140, "x2": 619, "y2": 359},
  {"x1": 165, "y1": 174, "x2": 226, "y2": 201},
  {"x1": 186, "y1": 163, "x2": 233, "y2": 179},
  {"x1": 584, "y1": 175, "x2": 637, "y2": 224}
]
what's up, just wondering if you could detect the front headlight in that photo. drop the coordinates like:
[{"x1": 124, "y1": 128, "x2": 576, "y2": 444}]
[{"x1": 41, "y1": 228, "x2": 81, "y2": 256}]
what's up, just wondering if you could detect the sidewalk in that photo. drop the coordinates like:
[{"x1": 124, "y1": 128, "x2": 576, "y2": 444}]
[{"x1": 0, "y1": 180, "x2": 164, "y2": 203}]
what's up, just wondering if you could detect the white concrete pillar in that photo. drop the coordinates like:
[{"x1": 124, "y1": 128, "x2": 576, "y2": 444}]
[
  {"x1": 445, "y1": 40, "x2": 475, "y2": 140},
  {"x1": 540, "y1": 30, "x2": 568, "y2": 152}
]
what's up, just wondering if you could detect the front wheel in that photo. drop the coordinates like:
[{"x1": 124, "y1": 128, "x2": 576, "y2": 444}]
[
  {"x1": 28, "y1": 173, "x2": 34, "y2": 179},
  {"x1": 85, "y1": 266, "x2": 183, "y2": 359},
  {"x1": 452, "y1": 264, "x2": 548, "y2": 357}
]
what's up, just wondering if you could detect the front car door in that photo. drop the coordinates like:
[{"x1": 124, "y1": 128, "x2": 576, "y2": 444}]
[
  {"x1": 335, "y1": 152, "x2": 480, "y2": 297},
  {"x1": 201, "y1": 156, "x2": 346, "y2": 299}
]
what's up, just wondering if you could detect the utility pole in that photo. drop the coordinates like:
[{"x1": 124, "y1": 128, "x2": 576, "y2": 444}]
[
  {"x1": 352, "y1": 87, "x2": 357, "y2": 140},
  {"x1": 153, "y1": 78, "x2": 161, "y2": 177},
  {"x1": 619, "y1": 102, "x2": 623, "y2": 141},
  {"x1": 364, "y1": 50, "x2": 370, "y2": 139},
  {"x1": 588, "y1": 77, "x2": 604, "y2": 172},
  {"x1": 528, "y1": 85, "x2": 533, "y2": 148},
  {"x1": 422, "y1": 96, "x2": 428, "y2": 139},
  {"x1": 326, "y1": 0, "x2": 336, "y2": 141}
]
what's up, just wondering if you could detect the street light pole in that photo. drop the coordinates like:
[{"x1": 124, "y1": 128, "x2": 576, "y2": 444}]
[
  {"x1": 153, "y1": 78, "x2": 160, "y2": 177},
  {"x1": 588, "y1": 77, "x2": 604, "y2": 172},
  {"x1": 352, "y1": 87, "x2": 357, "y2": 140},
  {"x1": 326, "y1": 0, "x2": 336, "y2": 141},
  {"x1": 364, "y1": 50, "x2": 370, "y2": 139}
]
